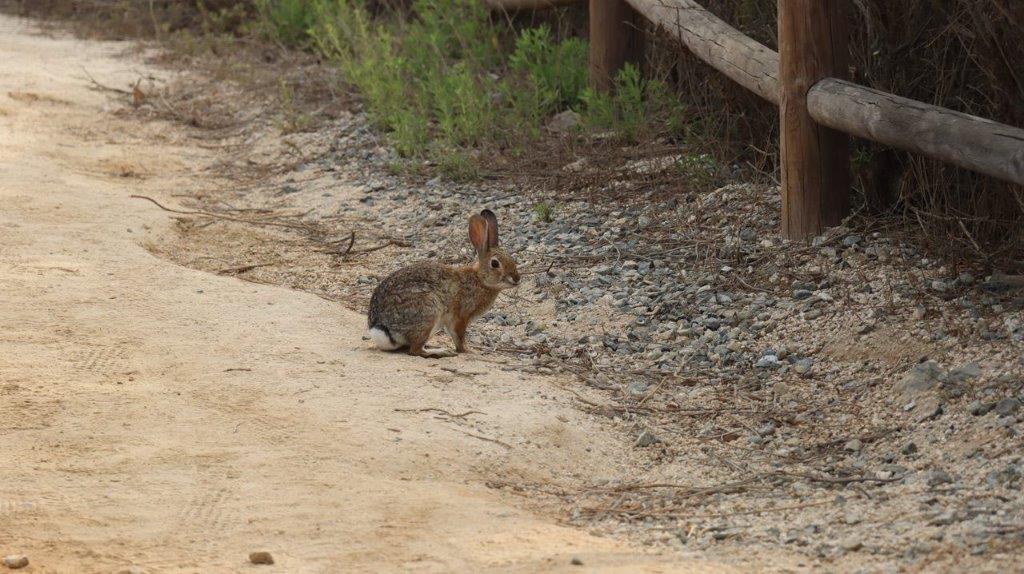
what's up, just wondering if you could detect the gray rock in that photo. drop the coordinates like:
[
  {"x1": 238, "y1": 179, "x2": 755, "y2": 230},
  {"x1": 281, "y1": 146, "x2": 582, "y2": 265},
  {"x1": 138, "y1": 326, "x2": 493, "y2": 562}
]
[
  {"x1": 981, "y1": 273, "x2": 1024, "y2": 292},
  {"x1": 857, "y1": 322, "x2": 876, "y2": 335},
  {"x1": 635, "y1": 430, "x2": 660, "y2": 447},
  {"x1": 842, "y1": 235, "x2": 862, "y2": 248},
  {"x1": 755, "y1": 354, "x2": 780, "y2": 368},
  {"x1": 895, "y1": 361, "x2": 944, "y2": 402},
  {"x1": 912, "y1": 396, "x2": 943, "y2": 422},
  {"x1": 930, "y1": 510, "x2": 959, "y2": 526},
  {"x1": 925, "y1": 470, "x2": 954, "y2": 487},
  {"x1": 994, "y1": 397, "x2": 1021, "y2": 416},
  {"x1": 844, "y1": 439, "x2": 863, "y2": 452},
  {"x1": 985, "y1": 465, "x2": 1020, "y2": 489},
  {"x1": 901, "y1": 442, "x2": 918, "y2": 456},
  {"x1": 838, "y1": 536, "x2": 863, "y2": 552},
  {"x1": 547, "y1": 110, "x2": 581, "y2": 133},
  {"x1": 948, "y1": 362, "x2": 982, "y2": 382},
  {"x1": 793, "y1": 357, "x2": 814, "y2": 374},
  {"x1": 968, "y1": 400, "x2": 994, "y2": 416},
  {"x1": 626, "y1": 381, "x2": 649, "y2": 397}
]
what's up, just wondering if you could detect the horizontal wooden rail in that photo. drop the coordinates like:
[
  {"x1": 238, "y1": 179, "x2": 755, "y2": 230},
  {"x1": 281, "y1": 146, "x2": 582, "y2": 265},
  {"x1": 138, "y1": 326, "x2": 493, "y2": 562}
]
[
  {"x1": 809, "y1": 79, "x2": 1024, "y2": 185},
  {"x1": 486, "y1": 0, "x2": 1024, "y2": 189},
  {"x1": 623, "y1": 0, "x2": 780, "y2": 104}
]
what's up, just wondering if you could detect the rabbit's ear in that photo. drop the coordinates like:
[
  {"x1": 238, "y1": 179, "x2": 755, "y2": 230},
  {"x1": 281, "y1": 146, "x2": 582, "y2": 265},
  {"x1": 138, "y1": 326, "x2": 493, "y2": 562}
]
[
  {"x1": 468, "y1": 213, "x2": 489, "y2": 257},
  {"x1": 480, "y1": 209, "x2": 499, "y2": 248}
]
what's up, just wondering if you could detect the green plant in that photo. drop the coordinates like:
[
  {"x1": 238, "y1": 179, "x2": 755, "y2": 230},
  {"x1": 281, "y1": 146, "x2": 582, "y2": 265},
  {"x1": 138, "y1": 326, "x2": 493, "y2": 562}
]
[
  {"x1": 532, "y1": 202, "x2": 555, "y2": 223},
  {"x1": 257, "y1": 0, "x2": 315, "y2": 46},
  {"x1": 389, "y1": 109, "x2": 429, "y2": 157},
  {"x1": 675, "y1": 153, "x2": 719, "y2": 190},
  {"x1": 407, "y1": 0, "x2": 499, "y2": 69},
  {"x1": 196, "y1": 1, "x2": 254, "y2": 37},
  {"x1": 431, "y1": 147, "x2": 481, "y2": 182},
  {"x1": 509, "y1": 26, "x2": 588, "y2": 113},
  {"x1": 309, "y1": 0, "x2": 502, "y2": 158},
  {"x1": 429, "y1": 64, "x2": 498, "y2": 147},
  {"x1": 581, "y1": 63, "x2": 685, "y2": 143},
  {"x1": 307, "y1": 1, "x2": 683, "y2": 179},
  {"x1": 277, "y1": 79, "x2": 316, "y2": 133}
]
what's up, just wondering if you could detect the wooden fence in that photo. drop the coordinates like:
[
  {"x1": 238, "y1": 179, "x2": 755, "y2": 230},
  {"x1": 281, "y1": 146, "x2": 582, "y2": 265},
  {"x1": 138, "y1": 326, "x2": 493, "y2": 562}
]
[{"x1": 488, "y1": 0, "x2": 1024, "y2": 240}]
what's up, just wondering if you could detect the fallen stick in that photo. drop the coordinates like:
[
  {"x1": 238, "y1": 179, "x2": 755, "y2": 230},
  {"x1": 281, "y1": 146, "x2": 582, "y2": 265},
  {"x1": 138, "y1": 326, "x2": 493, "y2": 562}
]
[
  {"x1": 130, "y1": 194, "x2": 312, "y2": 231},
  {"x1": 80, "y1": 67, "x2": 132, "y2": 95},
  {"x1": 439, "y1": 366, "x2": 487, "y2": 377},
  {"x1": 217, "y1": 261, "x2": 279, "y2": 275},
  {"x1": 394, "y1": 407, "x2": 484, "y2": 419},
  {"x1": 773, "y1": 471, "x2": 906, "y2": 485},
  {"x1": 454, "y1": 429, "x2": 512, "y2": 449}
]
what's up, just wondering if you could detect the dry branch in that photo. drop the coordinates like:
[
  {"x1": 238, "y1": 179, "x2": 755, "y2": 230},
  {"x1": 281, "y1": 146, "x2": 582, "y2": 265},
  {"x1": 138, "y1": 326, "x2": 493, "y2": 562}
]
[
  {"x1": 394, "y1": 407, "x2": 484, "y2": 419},
  {"x1": 130, "y1": 195, "x2": 313, "y2": 231}
]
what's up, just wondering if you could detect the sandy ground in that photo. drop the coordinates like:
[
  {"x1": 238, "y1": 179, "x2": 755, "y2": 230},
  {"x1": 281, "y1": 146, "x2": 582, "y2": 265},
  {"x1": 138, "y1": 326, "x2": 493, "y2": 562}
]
[{"x1": 0, "y1": 15, "x2": 757, "y2": 574}]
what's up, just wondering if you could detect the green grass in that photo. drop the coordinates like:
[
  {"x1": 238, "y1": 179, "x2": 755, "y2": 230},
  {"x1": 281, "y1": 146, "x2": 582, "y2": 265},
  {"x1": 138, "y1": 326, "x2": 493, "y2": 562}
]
[
  {"x1": 258, "y1": 0, "x2": 689, "y2": 177},
  {"x1": 256, "y1": 0, "x2": 315, "y2": 46},
  {"x1": 532, "y1": 202, "x2": 555, "y2": 223}
]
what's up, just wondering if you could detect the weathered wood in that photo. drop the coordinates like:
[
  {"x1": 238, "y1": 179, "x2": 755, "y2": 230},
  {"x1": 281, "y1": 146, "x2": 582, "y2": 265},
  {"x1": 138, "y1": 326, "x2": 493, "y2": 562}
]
[
  {"x1": 588, "y1": 0, "x2": 643, "y2": 91},
  {"x1": 623, "y1": 0, "x2": 779, "y2": 104},
  {"x1": 809, "y1": 78, "x2": 1024, "y2": 186},
  {"x1": 778, "y1": 0, "x2": 851, "y2": 239},
  {"x1": 482, "y1": 0, "x2": 577, "y2": 10}
]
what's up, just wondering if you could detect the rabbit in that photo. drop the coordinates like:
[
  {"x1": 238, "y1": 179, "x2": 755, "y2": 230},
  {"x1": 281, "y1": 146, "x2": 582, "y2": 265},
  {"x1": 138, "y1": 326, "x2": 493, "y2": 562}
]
[{"x1": 366, "y1": 209, "x2": 520, "y2": 358}]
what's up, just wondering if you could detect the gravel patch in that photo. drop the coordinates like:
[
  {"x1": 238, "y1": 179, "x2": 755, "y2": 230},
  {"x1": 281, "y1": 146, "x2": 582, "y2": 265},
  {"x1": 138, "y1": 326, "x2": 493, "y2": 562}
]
[{"x1": 153, "y1": 86, "x2": 1024, "y2": 573}]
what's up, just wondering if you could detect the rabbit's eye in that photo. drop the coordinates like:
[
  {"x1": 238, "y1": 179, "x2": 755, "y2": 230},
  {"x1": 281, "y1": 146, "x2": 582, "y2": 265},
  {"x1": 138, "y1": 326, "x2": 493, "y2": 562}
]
[{"x1": 490, "y1": 259, "x2": 500, "y2": 269}]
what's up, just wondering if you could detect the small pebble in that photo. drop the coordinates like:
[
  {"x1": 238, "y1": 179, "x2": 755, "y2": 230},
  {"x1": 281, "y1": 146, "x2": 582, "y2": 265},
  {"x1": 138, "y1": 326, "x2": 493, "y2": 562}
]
[
  {"x1": 571, "y1": 556, "x2": 584, "y2": 566},
  {"x1": 968, "y1": 400, "x2": 992, "y2": 416},
  {"x1": 2, "y1": 556, "x2": 28, "y2": 570},
  {"x1": 926, "y1": 470, "x2": 954, "y2": 487},
  {"x1": 249, "y1": 551, "x2": 274, "y2": 565},
  {"x1": 635, "y1": 430, "x2": 660, "y2": 447},
  {"x1": 839, "y1": 537, "x2": 863, "y2": 551},
  {"x1": 842, "y1": 235, "x2": 862, "y2": 248}
]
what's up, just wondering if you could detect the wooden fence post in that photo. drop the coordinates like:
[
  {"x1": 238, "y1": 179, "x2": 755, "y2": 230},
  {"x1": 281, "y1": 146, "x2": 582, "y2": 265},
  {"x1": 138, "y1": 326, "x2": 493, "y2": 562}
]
[
  {"x1": 778, "y1": 0, "x2": 851, "y2": 239},
  {"x1": 589, "y1": 0, "x2": 642, "y2": 91}
]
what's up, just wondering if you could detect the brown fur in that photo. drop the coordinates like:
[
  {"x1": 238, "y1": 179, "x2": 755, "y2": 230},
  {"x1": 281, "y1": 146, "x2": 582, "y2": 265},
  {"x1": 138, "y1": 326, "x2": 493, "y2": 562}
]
[{"x1": 366, "y1": 210, "x2": 519, "y2": 358}]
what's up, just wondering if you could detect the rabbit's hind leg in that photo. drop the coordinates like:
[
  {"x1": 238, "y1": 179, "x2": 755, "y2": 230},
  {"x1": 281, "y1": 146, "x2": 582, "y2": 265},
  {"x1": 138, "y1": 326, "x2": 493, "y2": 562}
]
[{"x1": 406, "y1": 327, "x2": 455, "y2": 359}]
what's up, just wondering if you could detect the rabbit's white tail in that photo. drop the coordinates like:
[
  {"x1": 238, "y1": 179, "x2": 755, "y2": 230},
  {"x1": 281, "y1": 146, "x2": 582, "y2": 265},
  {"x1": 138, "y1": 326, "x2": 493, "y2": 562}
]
[{"x1": 368, "y1": 326, "x2": 402, "y2": 350}]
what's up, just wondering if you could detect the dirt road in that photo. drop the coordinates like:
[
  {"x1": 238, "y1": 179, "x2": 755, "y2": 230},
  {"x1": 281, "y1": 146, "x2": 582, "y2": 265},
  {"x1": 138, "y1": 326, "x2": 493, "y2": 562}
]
[{"x1": 0, "y1": 15, "x2": 739, "y2": 574}]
